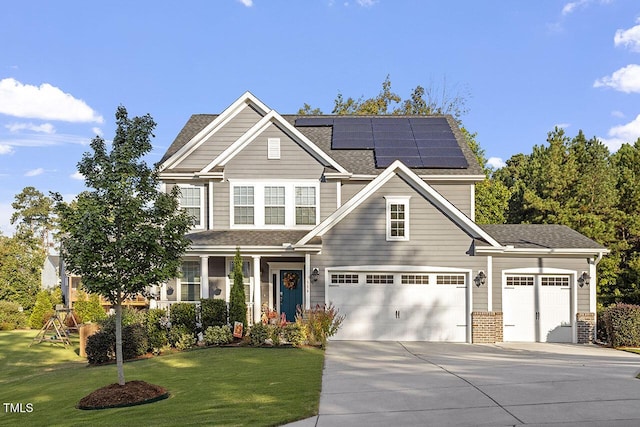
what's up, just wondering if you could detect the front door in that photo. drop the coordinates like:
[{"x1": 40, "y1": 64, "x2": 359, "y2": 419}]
[{"x1": 280, "y1": 270, "x2": 303, "y2": 321}]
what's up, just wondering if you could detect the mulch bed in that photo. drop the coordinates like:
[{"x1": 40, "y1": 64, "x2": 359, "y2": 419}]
[{"x1": 77, "y1": 380, "x2": 169, "y2": 410}]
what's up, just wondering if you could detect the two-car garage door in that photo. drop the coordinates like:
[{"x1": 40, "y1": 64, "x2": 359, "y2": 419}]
[{"x1": 327, "y1": 271, "x2": 468, "y2": 342}]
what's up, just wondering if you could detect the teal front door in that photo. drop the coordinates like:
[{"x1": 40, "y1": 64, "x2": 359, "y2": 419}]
[{"x1": 280, "y1": 270, "x2": 303, "y2": 321}]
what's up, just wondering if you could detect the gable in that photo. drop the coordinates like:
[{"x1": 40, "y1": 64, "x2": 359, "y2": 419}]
[
  {"x1": 175, "y1": 105, "x2": 264, "y2": 171},
  {"x1": 296, "y1": 160, "x2": 501, "y2": 248},
  {"x1": 224, "y1": 122, "x2": 325, "y2": 180}
]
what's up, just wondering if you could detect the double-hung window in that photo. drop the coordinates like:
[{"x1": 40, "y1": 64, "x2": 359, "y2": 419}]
[
  {"x1": 180, "y1": 261, "x2": 201, "y2": 301},
  {"x1": 264, "y1": 186, "x2": 285, "y2": 225},
  {"x1": 234, "y1": 186, "x2": 255, "y2": 225},
  {"x1": 295, "y1": 186, "x2": 317, "y2": 225},
  {"x1": 178, "y1": 185, "x2": 204, "y2": 229},
  {"x1": 385, "y1": 196, "x2": 410, "y2": 241}
]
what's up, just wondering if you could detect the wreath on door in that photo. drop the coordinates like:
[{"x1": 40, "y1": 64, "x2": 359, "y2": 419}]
[{"x1": 283, "y1": 272, "x2": 299, "y2": 290}]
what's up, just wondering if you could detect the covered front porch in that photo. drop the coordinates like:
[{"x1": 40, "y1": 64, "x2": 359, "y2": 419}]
[{"x1": 154, "y1": 229, "x2": 321, "y2": 324}]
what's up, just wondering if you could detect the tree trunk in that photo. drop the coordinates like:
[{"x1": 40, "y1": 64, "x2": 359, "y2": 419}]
[{"x1": 115, "y1": 297, "x2": 125, "y2": 386}]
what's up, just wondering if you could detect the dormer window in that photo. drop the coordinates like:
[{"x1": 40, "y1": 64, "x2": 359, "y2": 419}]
[{"x1": 385, "y1": 196, "x2": 410, "y2": 241}]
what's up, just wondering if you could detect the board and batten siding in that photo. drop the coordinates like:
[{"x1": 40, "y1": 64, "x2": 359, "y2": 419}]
[
  {"x1": 309, "y1": 174, "x2": 487, "y2": 310},
  {"x1": 491, "y1": 257, "x2": 592, "y2": 313},
  {"x1": 224, "y1": 123, "x2": 325, "y2": 180},
  {"x1": 177, "y1": 105, "x2": 264, "y2": 170}
]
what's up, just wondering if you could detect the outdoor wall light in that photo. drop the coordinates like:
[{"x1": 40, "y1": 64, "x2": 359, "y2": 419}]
[
  {"x1": 578, "y1": 272, "x2": 590, "y2": 288},
  {"x1": 311, "y1": 268, "x2": 320, "y2": 282},
  {"x1": 474, "y1": 271, "x2": 487, "y2": 287}
]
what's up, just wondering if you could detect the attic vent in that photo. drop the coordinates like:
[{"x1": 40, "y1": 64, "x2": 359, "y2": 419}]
[{"x1": 268, "y1": 138, "x2": 281, "y2": 159}]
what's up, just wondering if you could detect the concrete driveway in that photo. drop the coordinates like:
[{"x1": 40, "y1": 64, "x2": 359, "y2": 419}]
[{"x1": 289, "y1": 341, "x2": 640, "y2": 426}]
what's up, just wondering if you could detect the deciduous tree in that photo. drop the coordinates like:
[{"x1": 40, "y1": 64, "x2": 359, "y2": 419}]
[{"x1": 53, "y1": 106, "x2": 193, "y2": 385}]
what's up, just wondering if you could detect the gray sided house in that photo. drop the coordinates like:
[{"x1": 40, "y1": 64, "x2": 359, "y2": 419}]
[{"x1": 157, "y1": 92, "x2": 608, "y2": 344}]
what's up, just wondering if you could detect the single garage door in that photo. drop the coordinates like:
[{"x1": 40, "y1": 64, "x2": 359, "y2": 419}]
[
  {"x1": 327, "y1": 271, "x2": 468, "y2": 341},
  {"x1": 503, "y1": 275, "x2": 573, "y2": 342}
]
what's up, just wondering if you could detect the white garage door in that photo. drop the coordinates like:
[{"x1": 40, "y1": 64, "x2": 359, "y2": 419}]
[
  {"x1": 503, "y1": 275, "x2": 573, "y2": 342},
  {"x1": 328, "y1": 272, "x2": 468, "y2": 341}
]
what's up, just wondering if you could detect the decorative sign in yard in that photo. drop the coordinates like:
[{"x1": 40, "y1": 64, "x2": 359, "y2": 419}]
[{"x1": 233, "y1": 322, "x2": 243, "y2": 338}]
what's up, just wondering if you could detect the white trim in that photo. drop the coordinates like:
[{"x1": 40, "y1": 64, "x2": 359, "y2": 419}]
[
  {"x1": 475, "y1": 246, "x2": 610, "y2": 257},
  {"x1": 208, "y1": 180, "x2": 214, "y2": 230},
  {"x1": 160, "y1": 91, "x2": 271, "y2": 171},
  {"x1": 177, "y1": 184, "x2": 206, "y2": 230},
  {"x1": 336, "y1": 181, "x2": 342, "y2": 208},
  {"x1": 486, "y1": 256, "x2": 493, "y2": 312},
  {"x1": 470, "y1": 184, "x2": 475, "y2": 222},
  {"x1": 267, "y1": 262, "x2": 305, "y2": 314},
  {"x1": 305, "y1": 253, "x2": 311, "y2": 310},
  {"x1": 296, "y1": 160, "x2": 502, "y2": 248},
  {"x1": 200, "y1": 256, "x2": 209, "y2": 299},
  {"x1": 385, "y1": 196, "x2": 410, "y2": 241},
  {"x1": 253, "y1": 256, "x2": 261, "y2": 323},
  {"x1": 199, "y1": 109, "x2": 348, "y2": 175}
]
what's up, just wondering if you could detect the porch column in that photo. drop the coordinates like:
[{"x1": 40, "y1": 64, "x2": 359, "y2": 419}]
[
  {"x1": 486, "y1": 256, "x2": 493, "y2": 312},
  {"x1": 589, "y1": 257, "x2": 598, "y2": 340},
  {"x1": 305, "y1": 253, "x2": 311, "y2": 309},
  {"x1": 253, "y1": 256, "x2": 261, "y2": 324},
  {"x1": 200, "y1": 256, "x2": 209, "y2": 300}
]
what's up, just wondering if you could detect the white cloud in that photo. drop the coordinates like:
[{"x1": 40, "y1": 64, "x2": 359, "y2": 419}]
[
  {"x1": 0, "y1": 132, "x2": 91, "y2": 149},
  {"x1": 554, "y1": 123, "x2": 571, "y2": 129},
  {"x1": 25, "y1": 168, "x2": 45, "y2": 177},
  {"x1": 600, "y1": 114, "x2": 640, "y2": 152},
  {"x1": 237, "y1": 0, "x2": 253, "y2": 6},
  {"x1": 91, "y1": 127, "x2": 103, "y2": 137},
  {"x1": 70, "y1": 171, "x2": 84, "y2": 180},
  {"x1": 594, "y1": 64, "x2": 640, "y2": 93},
  {"x1": 562, "y1": 0, "x2": 588, "y2": 15},
  {"x1": 6, "y1": 122, "x2": 55, "y2": 134},
  {"x1": 0, "y1": 144, "x2": 13, "y2": 155},
  {"x1": 612, "y1": 110, "x2": 625, "y2": 118},
  {"x1": 615, "y1": 19, "x2": 640, "y2": 52},
  {"x1": 0, "y1": 78, "x2": 103, "y2": 123},
  {"x1": 487, "y1": 157, "x2": 506, "y2": 169},
  {"x1": 356, "y1": 0, "x2": 377, "y2": 6}
]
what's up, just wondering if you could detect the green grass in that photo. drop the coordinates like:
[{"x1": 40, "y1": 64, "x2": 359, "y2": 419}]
[{"x1": 0, "y1": 330, "x2": 324, "y2": 427}]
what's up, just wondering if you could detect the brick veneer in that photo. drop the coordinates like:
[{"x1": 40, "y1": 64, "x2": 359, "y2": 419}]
[
  {"x1": 472, "y1": 311, "x2": 503, "y2": 343},
  {"x1": 577, "y1": 312, "x2": 595, "y2": 344}
]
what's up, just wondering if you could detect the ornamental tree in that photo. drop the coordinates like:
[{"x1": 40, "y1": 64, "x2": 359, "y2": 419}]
[
  {"x1": 228, "y1": 247, "x2": 247, "y2": 331},
  {"x1": 53, "y1": 106, "x2": 193, "y2": 385}
]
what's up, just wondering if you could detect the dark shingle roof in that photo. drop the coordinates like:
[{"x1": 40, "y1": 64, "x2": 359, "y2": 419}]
[
  {"x1": 186, "y1": 230, "x2": 318, "y2": 246},
  {"x1": 159, "y1": 111, "x2": 484, "y2": 176},
  {"x1": 477, "y1": 224, "x2": 606, "y2": 249}
]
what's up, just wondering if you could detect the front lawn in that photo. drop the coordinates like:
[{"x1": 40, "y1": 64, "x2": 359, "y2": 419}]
[{"x1": 0, "y1": 330, "x2": 324, "y2": 426}]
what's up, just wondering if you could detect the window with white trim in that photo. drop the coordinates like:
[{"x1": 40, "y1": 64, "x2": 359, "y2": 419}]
[
  {"x1": 385, "y1": 196, "x2": 410, "y2": 241},
  {"x1": 541, "y1": 276, "x2": 570, "y2": 287},
  {"x1": 180, "y1": 261, "x2": 200, "y2": 301},
  {"x1": 436, "y1": 274, "x2": 465, "y2": 285},
  {"x1": 331, "y1": 273, "x2": 359, "y2": 284},
  {"x1": 401, "y1": 274, "x2": 430, "y2": 284},
  {"x1": 234, "y1": 186, "x2": 255, "y2": 225},
  {"x1": 264, "y1": 186, "x2": 285, "y2": 225},
  {"x1": 506, "y1": 276, "x2": 534, "y2": 286},
  {"x1": 295, "y1": 186, "x2": 317, "y2": 225},
  {"x1": 178, "y1": 185, "x2": 205, "y2": 229},
  {"x1": 366, "y1": 274, "x2": 394, "y2": 284}
]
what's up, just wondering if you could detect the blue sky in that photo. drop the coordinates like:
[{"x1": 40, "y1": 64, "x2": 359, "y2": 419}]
[{"x1": 1, "y1": 0, "x2": 639, "y2": 234}]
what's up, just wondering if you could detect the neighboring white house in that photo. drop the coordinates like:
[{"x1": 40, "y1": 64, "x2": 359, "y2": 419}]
[{"x1": 156, "y1": 92, "x2": 608, "y2": 344}]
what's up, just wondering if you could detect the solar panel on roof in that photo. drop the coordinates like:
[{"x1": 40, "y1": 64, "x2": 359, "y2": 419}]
[
  {"x1": 414, "y1": 139, "x2": 459, "y2": 148},
  {"x1": 375, "y1": 156, "x2": 423, "y2": 168},
  {"x1": 418, "y1": 147, "x2": 466, "y2": 157},
  {"x1": 334, "y1": 117, "x2": 372, "y2": 125},
  {"x1": 375, "y1": 147, "x2": 421, "y2": 157},
  {"x1": 421, "y1": 156, "x2": 468, "y2": 168}
]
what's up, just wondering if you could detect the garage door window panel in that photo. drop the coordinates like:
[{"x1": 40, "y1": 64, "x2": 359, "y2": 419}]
[
  {"x1": 331, "y1": 273, "x2": 359, "y2": 284},
  {"x1": 401, "y1": 274, "x2": 430, "y2": 284},
  {"x1": 436, "y1": 274, "x2": 465, "y2": 285},
  {"x1": 366, "y1": 274, "x2": 394, "y2": 284}
]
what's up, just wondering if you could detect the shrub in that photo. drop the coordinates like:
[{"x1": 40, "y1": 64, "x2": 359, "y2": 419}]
[
  {"x1": 85, "y1": 330, "x2": 114, "y2": 365},
  {"x1": 296, "y1": 303, "x2": 345, "y2": 348},
  {"x1": 29, "y1": 290, "x2": 55, "y2": 329},
  {"x1": 249, "y1": 322, "x2": 269, "y2": 346},
  {"x1": 603, "y1": 304, "x2": 640, "y2": 347},
  {"x1": 0, "y1": 300, "x2": 27, "y2": 330},
  {"x1": 146, "y1": 308, "x2": 169, "y2": 350},
  {"x1": 269, "y1": 324, "x2": 283, "y2": 346},
  {"x1": 170, "y1": 303, "x2": 197, "y2": 335},
  {"x1": 228, "y1": 248, "x2": 247, "y2": 333},
  {"x1": 201, "y1": 298, "x2": 228, "y2": 328},
  {"x1": 99, "y1": 307, "x2": 146, "y2": 336},
  {"x1": 122, "y1": 323, "x2": 149, "y2": 359},
  {"x1": 204, "y1": 325, "x2": 233, "y2": 345},
  {"x1": 169, "y1": 325, "x2": 196, "y2": 350},
  {"x1": 283, "y1": 322, "x2": 306, "y2": 347},
  {"x1": 73, "y1": 291, "x2": 107, "y2": 323}
]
